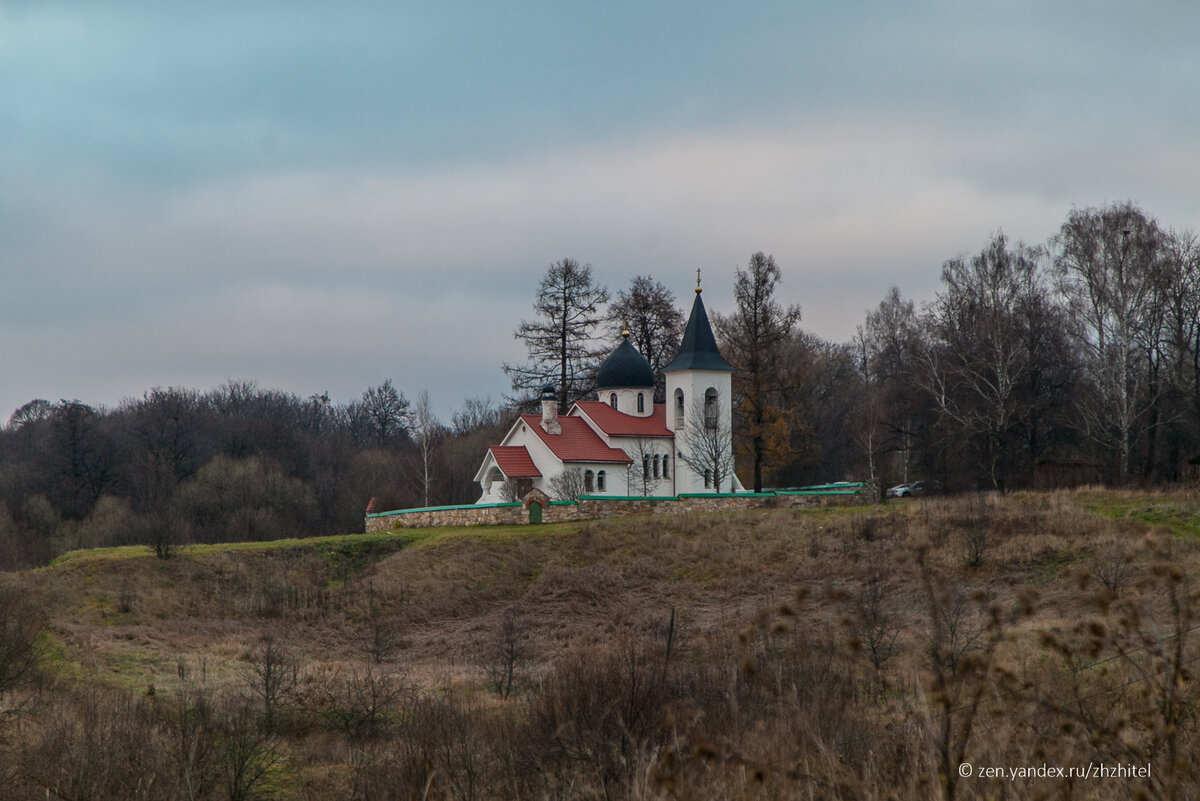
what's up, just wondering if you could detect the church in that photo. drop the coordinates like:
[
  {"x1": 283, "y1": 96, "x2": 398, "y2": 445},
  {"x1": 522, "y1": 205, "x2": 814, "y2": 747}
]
[{"x1": 474, "y1": 278, "x2": 745, "y2": 503}]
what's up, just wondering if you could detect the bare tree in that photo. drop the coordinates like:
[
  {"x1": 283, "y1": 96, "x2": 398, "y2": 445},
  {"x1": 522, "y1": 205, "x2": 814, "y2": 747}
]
[
  {"x1": 860, "y1": 287, "x2": 924, "y2": 484},
  {"x1": 318, "y1": 662, "x2": 408, "y2": 740},
  {"x1": 1088, "y1": 539, "x2": 1133, "y2": 596},
  {"x1": 353, "y1": 379, "x2": 411, "y2": 448},
  {"x1": 625, "y1": 437, "x2": 660, "y2": 496},
  {"x1": 608, "y1": 276, "x2": 685, "y2": 399},
  {"x1": 361, "y1": 582, "x2": 402, "y2": 664},
  {"x1": 5, "y1": 398, "x2": 53, "y2": 431},
  {"x1": 548, "y1": 467, "x2": 587, "y2": 501},
  {"x1": 917, "y1": 232, "x2": 1057, "y2": 490},
  {"x1": 848, "y1": 557, "x2": 901, "y2": 674},
  {"x1": 497, "y1": 478, "x2": 523, "y2": 502},
  {"x1": 504, "y1": 258, "x2": 610, "y2": 411},
  {"x1": 164, "y1": 689, "x2": 218, "y2": 801},
  {"x1": 409, "y1": 391, "x2": 442, "y2": 507},
  {"x1": 219, "y1": 701, "x2": 283, "y2": 801},
  {"x1": 1152, "y1": 228, "x2": 1200, "y2": 479},
  {"x1": 450, "y1": 396, "x2": 502, "y2": 436},
  {"x1": 677, "y1": 400, "x2": 737, "y2": 492},
  {"x1": 0, "y1": 586, "x2": 42, "y2": 695},
  {"x1": 1053, "y1": 203, "x2": 1171, "y2": 482},
  {"x1": 848, "y1": 384, "x2": 888, "y2": 496},
  {"x1": 46, "y1": 400, "x2": 114, "y2": 520},
  {"x1": 477, "y1": 609, "x2": 530, "y2": 699},
  {"x1": 246, "y1": 637, "x2": 300, "y2": 733}
]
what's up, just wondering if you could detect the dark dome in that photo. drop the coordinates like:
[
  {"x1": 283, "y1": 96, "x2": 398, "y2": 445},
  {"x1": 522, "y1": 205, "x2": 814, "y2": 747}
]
[{"x1": 596, "y1": 338, "x2": 655, "y2": 389}]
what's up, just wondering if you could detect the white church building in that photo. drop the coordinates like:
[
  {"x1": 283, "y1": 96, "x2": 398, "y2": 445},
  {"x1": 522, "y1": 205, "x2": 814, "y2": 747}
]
[{"x1": 474, "y1": 280, "x2": 745, "y2": 503}]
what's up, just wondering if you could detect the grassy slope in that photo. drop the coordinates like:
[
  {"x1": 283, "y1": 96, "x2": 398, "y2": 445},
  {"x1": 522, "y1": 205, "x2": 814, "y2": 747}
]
[
  {"x1": 19, "y1": 489, "x2": 1189, "y2": 699},
  {"x1": 25, "y1": 506, "x2": 881, "y2": 695},
  {"x1": 1079, "y1": 488, "x2": 1200, "y2": 540},
  {"x1": 12, "y1": 488, "x2": 1200, "y2": 799}
]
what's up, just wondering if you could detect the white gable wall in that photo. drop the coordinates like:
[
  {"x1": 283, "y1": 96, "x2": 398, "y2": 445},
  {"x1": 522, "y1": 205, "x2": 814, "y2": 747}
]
[
  {"x1": 475, "y1": 418, "x2": 565, "y2": 503},
  {"x1": 476, "y1": 415, "x2": 637, "y2": 502}
]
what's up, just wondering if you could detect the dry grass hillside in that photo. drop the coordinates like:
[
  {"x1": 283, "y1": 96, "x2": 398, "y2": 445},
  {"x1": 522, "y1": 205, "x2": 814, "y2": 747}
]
[{"x1": 1, "y1": 489, "x2": 1200, "y2": 799}]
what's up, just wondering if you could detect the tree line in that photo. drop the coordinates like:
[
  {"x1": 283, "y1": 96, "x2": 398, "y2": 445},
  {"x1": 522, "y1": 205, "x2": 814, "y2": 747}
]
[
  {"x1": 504, "y1": 201, "x2": 1200, "y2": 496},
  {"x1": 2, "y1": 199, "x2": 1197, "y2": 566},
  {"x1": 845, "y1": 201, "x2": 1200, "y2": 493},
  {"x1": 0, "y1": 380, "x2": 511, "y2": 567}
]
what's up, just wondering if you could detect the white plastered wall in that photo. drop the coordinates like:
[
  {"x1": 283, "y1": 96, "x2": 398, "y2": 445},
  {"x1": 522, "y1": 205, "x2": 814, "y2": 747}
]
[{"x1": 665, "y1": 369, "x2": 736, "y2": 493}]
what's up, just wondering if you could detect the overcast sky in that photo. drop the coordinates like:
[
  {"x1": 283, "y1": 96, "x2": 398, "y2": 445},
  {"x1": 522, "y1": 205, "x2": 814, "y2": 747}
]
[{"x1": 4, "y1": 1, "x2": 1200, "y2": 421}]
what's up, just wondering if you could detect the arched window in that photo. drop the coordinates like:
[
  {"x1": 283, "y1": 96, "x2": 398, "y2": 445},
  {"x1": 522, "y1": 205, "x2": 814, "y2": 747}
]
[
  {"x1": 584, "y1": 470, "x2": 595, "y2": 493},
  {"x1": 662, "y1": 455, "x2": 670, "y2": 478},
  {"x1": 653, "y1": 454, "x2": 660, "y2": 479},
  {"x1": 703, "y1": 469, "x2": 712, "y2": 489},
  {"x1": 674, "y1": 388, "x2": 685, "y2": 428},
  {"x1": 637, "y1": 392, "x2": 645, "y2": 413},
  {"x1": 704, "y1": 388, "x2": 719, "y2": 429},
  {"x1": 609, "y1": 393, "x2": 618, "y2": 410},
  {"x1": 597, "y1": 470, "x2": 606, "y2": 492},
  {"x1": 642, "y1": 454, "x2": 650, "y2": 479}
]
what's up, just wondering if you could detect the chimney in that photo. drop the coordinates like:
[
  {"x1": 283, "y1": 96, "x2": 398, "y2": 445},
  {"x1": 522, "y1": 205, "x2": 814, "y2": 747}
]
[{"x1": 540, "y1": 384, "x2": 561, "y2": 435}]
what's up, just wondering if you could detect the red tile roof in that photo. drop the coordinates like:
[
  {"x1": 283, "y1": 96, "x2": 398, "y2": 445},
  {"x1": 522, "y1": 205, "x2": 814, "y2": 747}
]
[
  {"x1": 521, "y1": 415, "x2": 633, "y2": 464},
  {"x1": 489, "y1": 446, "x2": 542, "y2": 478},
  {"x1": 573, "y1": 401, "x2": 673, "y2": 438}
]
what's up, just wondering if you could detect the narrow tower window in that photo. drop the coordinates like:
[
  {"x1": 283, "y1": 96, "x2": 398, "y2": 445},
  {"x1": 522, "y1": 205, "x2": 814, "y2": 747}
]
[
  {"x1": 637, "y1": 392, "x2": 645, "y2": 413},
  {"x1": 609, "y1": 393, "x2": 618, "y2": 410},
  {"x1": 597, "y1": 470, "x2": 606, "y2": 492},
  {"x1": 704, "y1": 388, "x2": 718, "y2": 429},
  {"x1": 585, "y1": 470, "x2": 595, "y2": 493}
]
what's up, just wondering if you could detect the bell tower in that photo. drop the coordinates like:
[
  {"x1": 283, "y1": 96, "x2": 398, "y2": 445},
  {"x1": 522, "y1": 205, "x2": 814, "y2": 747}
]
[{"x1": 663, "y1": 272, "x2": 738, "y2": 493}]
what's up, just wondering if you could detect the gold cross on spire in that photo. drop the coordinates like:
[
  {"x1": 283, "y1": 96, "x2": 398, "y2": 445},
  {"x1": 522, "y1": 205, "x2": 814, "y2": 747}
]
[{"x1": 695, "y1": 268, "x2": 703, "y2": 294}]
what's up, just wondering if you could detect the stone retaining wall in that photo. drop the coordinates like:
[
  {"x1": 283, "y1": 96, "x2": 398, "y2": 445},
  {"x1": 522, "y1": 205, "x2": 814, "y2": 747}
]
[
  {"x1": 364, "y1": 503, "x2": 524, "y2": 532},
  {"x1": 365, "y1": 487, "x2": 869, "y2": 531}
]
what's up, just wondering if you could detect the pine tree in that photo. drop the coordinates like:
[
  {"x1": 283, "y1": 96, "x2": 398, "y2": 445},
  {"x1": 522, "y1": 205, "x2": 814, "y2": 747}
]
[{"x1": 504, "y1": 258, "x2": 609, "y2": 411}]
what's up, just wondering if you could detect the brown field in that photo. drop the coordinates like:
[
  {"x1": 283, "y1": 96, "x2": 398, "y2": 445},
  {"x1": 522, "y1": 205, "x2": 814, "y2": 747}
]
[{"x1": 1, "y1": 489, "x2": 1199, "y2": 800}]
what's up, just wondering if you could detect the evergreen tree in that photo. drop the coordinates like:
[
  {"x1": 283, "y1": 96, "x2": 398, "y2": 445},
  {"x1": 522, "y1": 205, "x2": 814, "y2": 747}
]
[
  {"x1": 715, "y1": 253, "x2": 801, "y2": 492},
  {"x1": 504, "y1": 258, "x2": 609, "y2": 411}
]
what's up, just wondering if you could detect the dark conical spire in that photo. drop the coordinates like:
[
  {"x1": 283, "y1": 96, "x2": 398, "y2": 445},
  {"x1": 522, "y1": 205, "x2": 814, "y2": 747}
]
[{"x1": 663, "y1": 287, "x2": 733, "y2": 372}]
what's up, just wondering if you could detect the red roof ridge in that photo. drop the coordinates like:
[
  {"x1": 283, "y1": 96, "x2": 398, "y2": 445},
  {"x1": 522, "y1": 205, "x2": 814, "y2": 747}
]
[
  {"x1": 519, "y1": 413, "x2": 632, "y2": 463},
  {"x1": 573, "y1": 401, "x2": 673, "y2": 438}
]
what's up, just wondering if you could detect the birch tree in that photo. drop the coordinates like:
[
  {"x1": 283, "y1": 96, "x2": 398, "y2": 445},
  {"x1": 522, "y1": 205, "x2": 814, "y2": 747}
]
[
  {"x1": 1053, "y1": 203, "x2": 1170, "y2": 483},
  {"x1": 409, "y1": 391, "x2": 442, "y2": 508},
  {"x1": 918, "y1": 233, "x2": 1050, "y2": 489}
]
